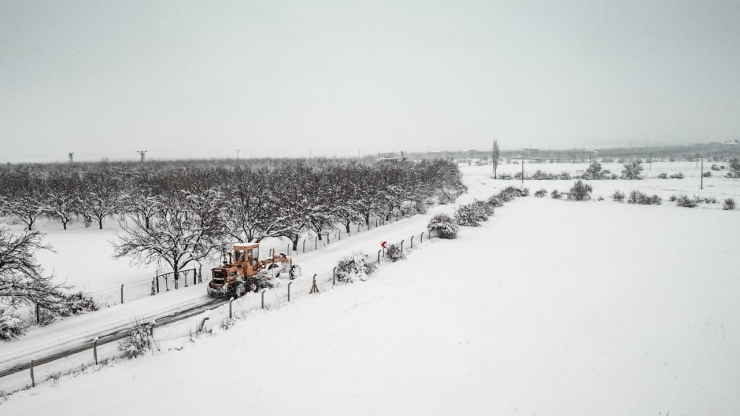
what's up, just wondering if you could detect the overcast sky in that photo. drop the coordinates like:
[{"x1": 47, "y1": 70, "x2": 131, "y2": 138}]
[{"x1": 1, "y1": 0, "x2": 739, "y2": 163}]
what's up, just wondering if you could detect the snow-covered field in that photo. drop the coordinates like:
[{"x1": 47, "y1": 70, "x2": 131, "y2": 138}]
[{"x1": 2, "y1": 164, "x2": 740, "y2": 414}]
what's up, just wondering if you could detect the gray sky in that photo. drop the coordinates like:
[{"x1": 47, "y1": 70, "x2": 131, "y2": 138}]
[{"x1": 1, "y1": 0, "x2": 739, "y2": 163}]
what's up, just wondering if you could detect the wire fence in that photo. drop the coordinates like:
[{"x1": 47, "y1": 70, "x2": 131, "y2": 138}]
[{"x1": 0, "y1": 228, "x2": 433, "y2": 399}]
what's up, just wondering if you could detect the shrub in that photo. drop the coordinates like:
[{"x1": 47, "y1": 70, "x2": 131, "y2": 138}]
[
  {"x1": 622, "y1": 161, "x2": 644, "y2": 180},
  {"x1": 385, "y1": 244, "x2": 405, "y2": 262},
  {"x1": 118, "y1": 320, "x2": 153, "y2": 359},
  {"x1": 520, "y1": 187, "x2": 530, "y2": 197},
  {"x1": 427, "y1": 213, "x2": 459, "y2": 239},
  {"x1": 534, "y1": 188, "x2": 547, "y2": 198},
  {"x1": 0, "y1": 310, "x2": 26, "y2": 340},
  {"x1": 611, "y1": 190, "x2": 625, "y2": 202},
  {"x1": 454, "y1": 204, "x2": 481, "y2": 227},
  {"x1": 702, "y1": 171, "x2": 712, "y2": 178},
  {"x1": 498, "y1": 173, "x2": 513, "y2": 180},
  {"x1": 669, "y1": 172, "x2": 684, "y2": 179},
  {"x1": 336, "y1": 251, "x2": 378, "y2": 283},
  {"x1": 473, "y1": 199, "x2": 494, "y2": 217},
  {"x1": 628, "y1": 190, "x2": 661, "y2": 205},
  {"x1": 711, "y1": 164, "x2": 720, "y2": 171},
  {"x1": 551, "y1": 190, "x2": 562, "y2": 199},
  {"x1": 657, "y1": 172, "x2": 668, "y2": 179},
  {"x1": 675, "y1": 194, "x2": 697, "y2": 208},
  {"x1": 668, "y1": 194, "x2": 678, "y2": 202},
  {"x1": 487, "y1": 196, "x2": 504, "y2": 208},
  {"x1": 730, "y1": 157, "x2": 740, "y2": 177},
  {"x1": 597, "y1": 195, "x2": 604, "y2": 201},
  {"x1": 59, "y1": 291, "x2": 99, "y2": 317},
  {"x1": 724, "y1": 198, "x2": 736, "y2": 210},
  {"x1": 567, "y1": 180, "x2": 593, "y2": 201}
]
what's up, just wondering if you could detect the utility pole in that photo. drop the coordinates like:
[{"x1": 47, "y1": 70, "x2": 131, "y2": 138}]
[
  {"x1": 701, "y1": 156, "x2": 704, "y2": 190},
  {"x1": 521, "y1": 156, "x2": 524, "y2": 186},
  {"x1": 235, "y1": 149, "x2": 241, "y2": 160},
  {"x1": 137, "y1": 150, "x2": 147, "y2": 163}
]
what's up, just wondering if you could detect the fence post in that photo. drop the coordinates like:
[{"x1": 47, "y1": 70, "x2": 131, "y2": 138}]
[
  {"x1": 378, "y1": 250, "x2": 381, "y2": 263},
  {"x1": 411, "y1": 236, "x2": 414, "y2": 249},
  {"x1": 193, "y1": 268, "x2": 196, "y2": 285},
  {"x1": 428, "y1": 230, "x2": 430, "y2": 240},
  {"x1": 357, "y1": 223, "x2": 360, "y2": 233},
  {"x1": 120, "y1": 284, "x2": 124, "y2": 304},
  {"x1": 30, "y1": 359, "x2": 35, "y2": 387},
  {"x1": 151, "y1": 277, "x2": 156, "y2": 296},
  {"x1": 184, "y1": 270, "x2": 188, "y2": 288},
  {"x1": 310, "y1": 274, "x2": 319, "y2": 294},
  {"x1": 36, "y1": 304, "x2": 40, "y2": 324},
  {"x1": 288, "y1": 282, "x2": 293, "y2": 302},
  {"x1": 229, "y1": 297, "x2": 234, "y2": 319},
  {"x1": 315, "y1": 237, "x2": 317, "y2": 250},
  {"x1": 93, "y1": 339, "x2": 98, "y2": 365},
  {"x1": 199, "y1": 317, "x2": 210, "y2": 333},
  {"x1": 199, "y1": 265, "x2": 202, "y2": 283},
  {"x1": 150, "y1": 322, "x2": 156, "y2": 337},
  {"x1": 333, "y1": 267, "x2": 337, "y2": 285},
  {"x1": 421, "y1": 232, "x2": 423, "y2": 243},
  {"x1": 339, "y1": 230, "x2": 341, "y2": 240},
  {"x1": 303, "y1": 240, "x2": 306, "y2": 253},
  {"x1": 327, "y1": 233, "x2": 330, "y2": 244},
  {"x1": 401, "y1": 240, "x2": 404, "y2": 253},
  {"x1": 156, "y1": 275, "x2": 160, "y2": 293},
  {"x1": 261, "y1": 289, "x2": 267, "y2": 309}
]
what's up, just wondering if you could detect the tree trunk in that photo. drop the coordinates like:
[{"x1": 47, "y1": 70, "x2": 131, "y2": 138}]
[
  {"x1": 291, "y1": 235, "x2": 299, "y2": 251},
  {"x1": 98, "y1": 219, "x2": 103, "y2": 229},
  {"x1": 345, "y1": 223, "x2": 351, "y2": 233}
]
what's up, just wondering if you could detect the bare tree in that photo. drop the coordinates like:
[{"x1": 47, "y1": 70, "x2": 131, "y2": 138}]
[
  {"x1": 492, "y1": 139, "x2": 500, "y2": 179},
  {"x1": 0, "y1": 228, "x2": 67, "y2": 309}
]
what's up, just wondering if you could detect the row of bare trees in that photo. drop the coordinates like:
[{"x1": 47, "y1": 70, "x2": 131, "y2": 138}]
[{"x1": 1, "y1": 158, "x2": 465, "y2": 282}]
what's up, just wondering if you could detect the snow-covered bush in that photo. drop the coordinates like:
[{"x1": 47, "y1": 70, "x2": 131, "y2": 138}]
[
  {"x1": 622, "y1": 161, "x2": 644, "y2": 180},
  {"x1": 534, "y1": 188, "x2": 547, "y2": 198},
  {"x1": 118, "y1": 320, "x2": 153, "y2": 359},
  {"x1": 336, "y1": 251, "x2": 378, "y2": 283},
  {"x1": 427, "y1": 213, "x2": 459, "y2": 239},
  {"x1": 498, "y1": 173, "x2": 513, "y2": 180},
  {"x1": 487, "y1": 196, "x2": 504, "y2": 208},
  {"x1": 657, "y1": 172, "x2": 668, "y2": 179},
  {"x1": 473, "y1": 199, "x2": 494, "y2": 216},
  {"x1": 454, "y1": 204, "x2": 481, "y2": 227},
  {"x1": 724, "y1": 198, "x2": 736, "y2": 210},
  {"x1": 702, "y1": 171, "x2": 712, "y2": 178},
  {"x1": 628, "y1": 190, "x2": 661, "y2": 205},
  {"x1": 59, "y1": 291, "x2": 99, "y2": 316},
  {"x1": 669, "y1": 172, "x2": 684, "y2": 179},
  {"x1": 551, "y1": 190, "x2": 562, "y2": 199},
  {"x1": 520, "y1": 187, "x2": 530, "y2": 197},
  {"x1": 0, "y1": 310, "x2": 26, "y2": 340},
  {"x1": 675, "y1": 194, "x2": 697, "y2": 208},
  {"x1": 711, "y1": 164, "x2": 720, "y2": 171},
  {"x1": 385, "y1": 244, "x2": 405, "y2": 262},
  {"x1": 567, "y1": 180, "x2": 592, "y2": 201},
  {"x1": 611, "y1": 190, "x2": 625, "y2": 202}
]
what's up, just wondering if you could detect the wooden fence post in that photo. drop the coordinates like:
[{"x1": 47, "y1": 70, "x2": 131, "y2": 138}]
[
  {"x1": 36, "y1": 304, "x2": 40, "y2": 324},
  {"x1": 30, "y1": 359, "x2": 35, "y2": 387},
  {"x1": 198, "y1": 265, "x2": 203, "y2": 283},
  {"x1": 156, "y1": 275, "x2": 160, "y2": 293},
  {"x1": 357, "y1": 223, "x2": 360, "y2": 233},
  {"x1": 303, "y1": 240, "x2": 306, "y2": 253},
  {"x1": 93, "y1": 339, "x2": 98, "y2": 365},
  {"x1": 378, "y1": 250, "x2": 381, "y2": 263},
  {"x1": 229, "y1": 297, "x2": 234, "y2": 319},
  {"x1": 261, "y1": 289, "x2": 267, "y2": 309},
  {"x1": 288, "y1": 282, "x2": 293, "y2": 302},
  {"x1": 338, "y1": 230, "x2": 341, "y2": 240},
  {"x1": 315, "y1": 237, "x2": 317, "y2": 250},
  {"x1": 184, "y1": 270, "x2": 188, "y2": 288},
  {"x1": 150, "y1": 322, "x2": 156, "y2": 337},
  {"x1": 411, "y1": 236, "x2": 414, "y2": 249},
  {"x1": 401, "y1": 240, "x2": 404, "y2": 253},
  {"x1": 120, "y1": 284, "x2": 124, "y2": 304},
  {"x1": 420, "y1": 232, "x2": 423, "y2": 243},
  {"x1": 333, "y1": 267, "x2": 337, "y2": 285},
  {"x1": 151, "y1": 277, "x2": 156, "y2": 296}
]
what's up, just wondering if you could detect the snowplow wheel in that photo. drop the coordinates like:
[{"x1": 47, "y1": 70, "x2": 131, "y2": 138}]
[
  {"x1": 235, "y1": 283, "x2": 246, "y2": 298},
  {"x1": 289, "y1": 265, "x2": 302, "y2": 280}
]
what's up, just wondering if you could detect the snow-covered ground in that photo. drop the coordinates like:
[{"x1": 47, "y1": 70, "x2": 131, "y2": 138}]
[{"x1": 3, "y1": 166, "x2": 740, "y2": 414}]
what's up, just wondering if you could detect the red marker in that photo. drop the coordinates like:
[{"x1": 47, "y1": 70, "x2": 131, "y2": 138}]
[{"x1": 381, "y1": 241, "x2": 387, "y2": 249}]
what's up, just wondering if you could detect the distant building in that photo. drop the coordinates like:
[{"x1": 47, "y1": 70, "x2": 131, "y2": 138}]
[{"x1": 376, "y1": 152, "x2": 400, "y2": 164}]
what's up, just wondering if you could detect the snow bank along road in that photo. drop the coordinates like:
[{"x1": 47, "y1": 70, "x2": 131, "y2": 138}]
[
  {"x1": 0, "y1": 192, "x2": 460, "y2": 371},
  {"x1": 5, "y1": 185, "x2": 740, "y2": 415}
]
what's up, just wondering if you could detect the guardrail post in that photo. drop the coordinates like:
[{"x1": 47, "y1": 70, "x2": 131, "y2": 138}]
[
  {"x1": 93, "y1": 339, "x2": 98, "y2": 365},
  {"x1": 378, "y1": 250, "x2": 381, "y2": 263},
  {"x1": 199, "y1": 317, "x2": 210, "y2": 333},
  {"x1": 120, "y1": 284, "x2": 124, "y2": 304},
  {"x1": 30, "y1": 359, "x2": 35, "y2": 387},
  {"x1": 420, "y1": 232, "x2": 423, "y2": 243},
  {"x1": 193, "y1": 268, "x2": 197, "y2": 285},
  {"x1": 333, "y1": 267, "x2": 337, "y2": 286},
  {"x1": 156, "y1": 275, "x2": 160, "y2": 293},
  {"x1": 229, "y1": 297, "x2": 234, "y2": 319},
  {"x1": 184, "y1": 270, "x2": 188, "y2": 288},
  {"x1": 303, "y1": 240, "x2": 306, "y2": 253},
  {"x1": 150, "y1": 322, "x2": 156, "y2": 337},
  {"x1": 401, "y1": 240, "x2": 404, "y2": 253},
  {"x1": 288, "y1": 282, "x2": 293, "y2": 302},
  {"x1": 411, "y1": 236, "x2": 414, "y2": 249},
  {"x1": 261, "y1": 289, "x2": 267, "y2": 309}
]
